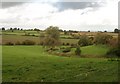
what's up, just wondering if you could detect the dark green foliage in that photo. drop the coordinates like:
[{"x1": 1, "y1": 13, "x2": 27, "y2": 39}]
[
  {"x1": 114, "y1": 28, "x2": 119, "y2": 33},
  {"x1": 22, "y1": 40, "x2": 35, "y2": 45},
  {"x1": 62, "y1": 47, "x2": 71, "y2": 53},
  {"x1": 66, "y1": 43, "x2": 70, "y2": 46},
  {"x1": 75, "y1": 47, "x2": 81, "y2": 56},
  {"x1": 106, "y1": 47, "x2": 120, "y2": 57},
  {"x1": 2, "y1": 27, "x2": 5, "y2": 30}
]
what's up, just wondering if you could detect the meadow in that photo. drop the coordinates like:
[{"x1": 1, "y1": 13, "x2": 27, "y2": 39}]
[
  {"x1": 2, "y1": 46, "x2": 119, "y2": 82},
  {"x1": 1, "y1": 30, "x2": 119, "y2": 82}
]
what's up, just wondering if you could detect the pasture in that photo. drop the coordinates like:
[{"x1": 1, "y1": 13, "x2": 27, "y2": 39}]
[
  {"x1": 1, "y1": 30, "x2": 118, "y2": 45},
  {"x1": 2, "y1": 46, "x2": 119, "y2": 82},
  {"x1": 1, "y1": 30, "x2": 119, "y2": 82}
]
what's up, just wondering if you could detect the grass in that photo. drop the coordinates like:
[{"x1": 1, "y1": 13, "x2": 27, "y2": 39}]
[
  {"x1": 2, "y1": 46, "x2": 119, "y2": 82},
  {"x1": 81, "y1": 45, "x2": 109, "y2": 56}
]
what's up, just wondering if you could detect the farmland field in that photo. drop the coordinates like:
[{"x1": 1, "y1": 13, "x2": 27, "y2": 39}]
[
  {"x1": 2, "y1": 46, "x2": 119, "y2": 82},
  {"x1": 1, "y1": 30, "x2": 118, "y2": 45}
]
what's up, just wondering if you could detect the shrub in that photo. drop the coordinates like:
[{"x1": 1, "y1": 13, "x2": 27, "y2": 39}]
[
  {"x1": 66, "y1": 43, "x2": 70, "y2": 46},
  {"x1": 75, "y1": 47, "x2": 81, "y2": 56},
  {"x1": 78, "y1": 34, "x2": 90, "y2": 46},
  {"x1": 108, "y1": 38, "x2": 118, "y2": 48},
  {"x1": 94, "y1": 33, "x2": 113, "y2": 45},
  {"x1": 71, "y1": 44, "x2": 77, "y2": 48},
  {"x1": 5, "y1": 42, "x2": 14, "y2": 45},
  {"x1": 22, "y1": 40, "x2": 35, "y2": 45},
  {"x1": 62, "y1": 47, "x2": 71, "y2": 53},
  {"x1": 106, "y1": 47, "x2": 120, "y2": 57},
  {"x1": 15, "y1": 41, "x2": 21, "y2": 45},
  {"x1": 62, "y1": 42, "x2": 65, "y2": 46}
]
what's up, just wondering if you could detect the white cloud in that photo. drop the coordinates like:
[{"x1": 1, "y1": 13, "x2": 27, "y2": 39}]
[{"x1": 0, "y1": 0, "x2": 119, "y2": 31}]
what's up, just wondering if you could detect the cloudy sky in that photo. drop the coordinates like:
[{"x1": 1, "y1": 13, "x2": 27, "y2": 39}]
[{"x1": 0, "y1": 0, "x2": 119, "y2": 31}]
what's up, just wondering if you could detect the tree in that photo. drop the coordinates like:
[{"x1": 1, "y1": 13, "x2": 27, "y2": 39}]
[
  {"x1": 13, "y1": 28, "x2": 17, "y2": 30},
  {"x1": 114, "y1": 28, "x2": 119, "y2": 33},
  {"x1": 78, "y1": 34, "x2": 90, "y2": 46},
  {"x1": 64, "y1": 30, "x2": 68, "y2": 35},
  {"x1": 2, "y1": 27, "x2": 5, "y2": 30},
  {"x1": 43, "y1": 26, "x2": 60, "y2": 49},
  {"x1": 10, "y1": 28, "x2": 12, "y2": 30},
  {"x1": 75, "y1": 46, "x2": 81, "y2": 56}
]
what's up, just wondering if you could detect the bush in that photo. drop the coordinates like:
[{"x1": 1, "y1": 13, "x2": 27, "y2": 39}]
[
  {"x1": 39, "y1": 41, "x2": 44, "y2": 45},
  {"x1": 62, "y1": 47, "x2": 71, "y2": 53},
  {"x1": 78, "y1": 34, "x2": 90, "y2": 46},
  {"x1": 66, "y1": 43, "x2": 70, "y2": 46},
  {"x1": 5, "y1": 42, "x2": 14, "y2": 45},
  {"x1": 94, "y1": 33, "x2": 113, "y2": 45},
  {"x1": 22, "y1": 40, "x2": 35, "y2": 45},
  {"x1": 15, "y1": 41, "x2": 21, "y2": 45},
  {"x1": 62, "y1": 42, "x2": 65, "y2": 46},
  {"x1": 71, "y1": 44, "x2": 77, "y2": 48},
  {"x1": 106, "y1": 47, "x2": 120, "y2": 57},
  {"x1": 75, "y1": 47, "x2": 81, "y2": 56}
]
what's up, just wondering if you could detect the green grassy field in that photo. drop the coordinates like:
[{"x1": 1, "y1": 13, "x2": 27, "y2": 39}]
[
  {"x1": 2, "y1": 46, "x2": 119, "y2": 82},
  {"x1": 81, "y1": 45, "x2": 109, "y2": 57}
]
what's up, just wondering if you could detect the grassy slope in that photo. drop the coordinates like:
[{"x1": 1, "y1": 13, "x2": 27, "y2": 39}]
[
  {"x1": 81, "y1": 45, "x2": 109, "y2": 56},
  {"x1": 2, "y1": 46, "x2": 118, "y2": 82}
]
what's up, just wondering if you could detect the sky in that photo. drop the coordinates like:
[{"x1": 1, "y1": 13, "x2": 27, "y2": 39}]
[{"x1": 0, "y1": 0, "x2": 119, "y2": 31}]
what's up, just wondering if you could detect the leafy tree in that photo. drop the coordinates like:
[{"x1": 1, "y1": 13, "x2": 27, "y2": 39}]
[
  {"x1": 2, "y1": 27, "x2": 5, "y2": 30},
  {"x1": 43, "y1": 26, "x2": 60, "y2": 49},
  {"x1": 114, "y1": 28, "x2": 119, "y2": 33},
  {"x1": 78, "y1": 34, "x2": 90, "y2": 46},
  {"x1": 10, "y1": 28, "x2": 12, "y2": 30}
]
